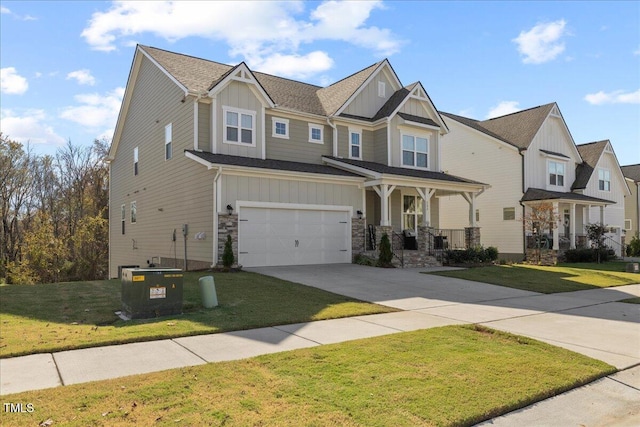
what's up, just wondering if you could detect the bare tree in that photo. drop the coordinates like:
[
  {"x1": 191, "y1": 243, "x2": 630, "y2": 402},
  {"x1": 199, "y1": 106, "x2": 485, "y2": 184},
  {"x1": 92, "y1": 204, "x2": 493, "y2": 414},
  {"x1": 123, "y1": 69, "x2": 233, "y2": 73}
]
[{"x1": 522, "y1": 202, "x2": 560, "y2": 264}]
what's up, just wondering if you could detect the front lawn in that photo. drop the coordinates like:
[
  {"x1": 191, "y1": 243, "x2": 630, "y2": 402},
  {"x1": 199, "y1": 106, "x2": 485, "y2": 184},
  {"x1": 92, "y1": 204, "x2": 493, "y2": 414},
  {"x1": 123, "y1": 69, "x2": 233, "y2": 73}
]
[
  {"x1": 2, "y1": 325, "x2": 615, "y2": 427},
  {"x1": 0, "y1": 272, "x2": 396, "y2": 358},
  {"x1": 429, "y1": 262, "x2": 640, "y2": 293}
]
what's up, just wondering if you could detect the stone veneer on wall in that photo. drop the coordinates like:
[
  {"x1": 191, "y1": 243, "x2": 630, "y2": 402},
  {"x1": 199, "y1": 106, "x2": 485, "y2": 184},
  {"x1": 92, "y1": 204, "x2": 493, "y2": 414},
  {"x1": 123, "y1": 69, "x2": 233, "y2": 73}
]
[
  {"x1": 352, "y1": 218, "x2": 365, "y2": 257},
  {"x1": 217, "y1": 213, "x2": 238, "y2": 266}
]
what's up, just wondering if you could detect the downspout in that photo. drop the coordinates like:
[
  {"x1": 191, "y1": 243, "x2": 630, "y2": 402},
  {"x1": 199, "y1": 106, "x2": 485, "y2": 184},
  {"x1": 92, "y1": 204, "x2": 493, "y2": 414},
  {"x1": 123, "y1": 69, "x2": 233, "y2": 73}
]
[
  {"x1": 327, "y1": 117, "x2": 338, "y2": 157},
  {"x1": 212, "y1": 167, "x2": 222, "y2": 267},
  {"x1": 519, "y1": 148, "x2": 527, "y2": 259}
]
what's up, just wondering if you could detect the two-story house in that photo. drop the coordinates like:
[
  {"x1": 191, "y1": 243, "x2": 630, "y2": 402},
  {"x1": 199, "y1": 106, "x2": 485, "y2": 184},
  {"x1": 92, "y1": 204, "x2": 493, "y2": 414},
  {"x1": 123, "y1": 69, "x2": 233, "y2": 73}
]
[
  {"x1": 622, "y1": 164, "x2": 640, "y2": 240},
  {"x1": 108, "y1": 45, "x2": 487, "y2": 277},
  {"x1": 439, "y1": 103, "x2": 629, "y2": 261}
]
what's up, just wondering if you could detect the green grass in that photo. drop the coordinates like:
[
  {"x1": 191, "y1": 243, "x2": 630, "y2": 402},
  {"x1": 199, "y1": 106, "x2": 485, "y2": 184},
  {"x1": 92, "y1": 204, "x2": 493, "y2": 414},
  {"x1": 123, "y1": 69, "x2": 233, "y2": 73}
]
[
  {"x1": 429, "y1": 262, "x2": 640, "y2": 293},
  {"x1": 2, "y1": 325, "x2": 615, "y2": 427},
  {"x1": 620, "y1": 297, "x2": 640, "y2": 304},
  {"x1": 0, "y1": 272, "x2": 396, "y2": 358}
]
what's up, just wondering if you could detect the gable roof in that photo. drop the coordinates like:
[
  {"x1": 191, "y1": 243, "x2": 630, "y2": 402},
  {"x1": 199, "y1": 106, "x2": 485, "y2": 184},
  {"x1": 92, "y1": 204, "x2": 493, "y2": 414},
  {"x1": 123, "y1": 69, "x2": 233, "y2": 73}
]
[
  {"x1": 441, "y1": 103, "x2": 567, "y2": 150},
  {"x1": 573, "y1": 140, "x2": 609, "y2": 189},
  {"x1": 316, "y1": 61, "x2": 383, "y2": 116},
  {"x1": 621, "y1": 164, "x2": 640, "y2": 182}
]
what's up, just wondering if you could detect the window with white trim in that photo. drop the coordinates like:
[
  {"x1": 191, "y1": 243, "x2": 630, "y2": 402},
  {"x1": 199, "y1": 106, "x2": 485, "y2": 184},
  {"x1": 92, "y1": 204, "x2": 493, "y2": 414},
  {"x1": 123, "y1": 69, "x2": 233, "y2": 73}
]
[
  {"x1": 121, "y1": 204, "x2": 126, "y2": 235},
  {"x1": 165, "y1": 123, "x2": 172, "y2": 160},
  {"x1": 308, "y1": 124, "x2": 323, "y2": 143},
  {"x1": 402, "y1": 134, "x2": 429, "y2": 169},
  {"x1": 133, "y1": 147, "x2": 139, "y2": 176},
  {"x1": 624, "y1": 219, "x2": 632, "y2": 231},
  {"x1": 224, "y1": 107, "x2": 255, "y2": 145},
  {"x1": 548, "y1": 160, "x2": 565, "y2": 186},
  {"x1": 598, "y1": 169, "x2": 610, "y2": 191},
  {"x1": 272, "y1": 117, "x2": 289, "y2": 139},
  {"x1": 403, "y1": 195, "x2": 424, "y2": 231},
  {"x1": 503, "y1": 207, "x2": 516, "y2": 221},
  {"x1": 349, "y1": 129, "x2": 362, "y2": 159},
  {"x1": 130, "y1": 201, "x2": 137, "y2": 224}
]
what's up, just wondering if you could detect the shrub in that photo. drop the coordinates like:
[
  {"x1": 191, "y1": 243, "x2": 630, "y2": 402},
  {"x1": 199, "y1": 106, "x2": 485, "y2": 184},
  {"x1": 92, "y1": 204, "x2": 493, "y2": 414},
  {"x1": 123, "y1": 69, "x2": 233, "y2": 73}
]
[
  {"x1": 378, "y1": 233, "x2": 393, "y2": 267},
  {"x1": 564, "y1": 247, "x2": 616, "y2": 263},
  {"x1": 353, "y1": 254, "x2": 377, "y2": 266},
  {"x1": 445, "y1": 246, "x2": 499, "y2": 265},
  {"x1": 628, "y1": 234, "x2": 640, "y2": 257},
  {"x1": 222, "y1": 234, "x2": 235, "y2": 268}
]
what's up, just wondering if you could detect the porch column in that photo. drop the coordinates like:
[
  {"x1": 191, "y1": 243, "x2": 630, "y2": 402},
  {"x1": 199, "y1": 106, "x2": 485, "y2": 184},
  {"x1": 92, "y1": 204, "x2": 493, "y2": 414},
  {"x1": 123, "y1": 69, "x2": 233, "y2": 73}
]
[
  {"x1": 570, "y1": 203, "x2": 576, "y2": 249},
  {"x1": 416, "y1": 188, "x2": 435, "y2": 227},
  {"x1": 372, "y1": 184, "x2": 396, "y2": 227},
  {"x1": 460, "y1": 192, "x2": 477, "y2": 227},
  {"x1": 552, "y1": 201, "x2": 559, "y2": 250},
  {"x1": 599, "y1": 206, "x2": 605, "y2": 225}
]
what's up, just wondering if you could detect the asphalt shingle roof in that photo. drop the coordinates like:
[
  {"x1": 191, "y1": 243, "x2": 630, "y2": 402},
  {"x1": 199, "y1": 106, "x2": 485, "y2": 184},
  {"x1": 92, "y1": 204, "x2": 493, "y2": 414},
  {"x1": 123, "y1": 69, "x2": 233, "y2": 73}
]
[
  {"x1": 186, "y1": 150, "x2": 360, "y2": 177},
  {"x1": 621, "y1": 164, "x2": 640, "y2": 182},
  {"x1": 521, "y1": 188, "x2": 613, "y2": 204},
  {"x1": 573, "y1": 140, "x2": 609, "y2": 189},
  {"x1": 322, "y1": 156, "x2": 486, "y2": 185}
]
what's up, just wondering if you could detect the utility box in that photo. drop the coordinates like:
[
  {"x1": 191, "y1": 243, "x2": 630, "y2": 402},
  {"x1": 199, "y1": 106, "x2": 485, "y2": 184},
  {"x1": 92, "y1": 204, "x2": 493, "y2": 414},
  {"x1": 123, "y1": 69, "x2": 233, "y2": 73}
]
[{"x1": 121, "y1": 268, "x2": 183, "y2": 319}]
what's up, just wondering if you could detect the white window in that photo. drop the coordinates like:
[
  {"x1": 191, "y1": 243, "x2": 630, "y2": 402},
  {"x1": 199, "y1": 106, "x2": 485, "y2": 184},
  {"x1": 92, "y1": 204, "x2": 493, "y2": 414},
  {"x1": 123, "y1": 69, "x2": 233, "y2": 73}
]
[
  {"x1": 402, "y1": 134, "x2": 429, "y2": 169},
  {"x1": 224, "y1": 107, "x2": 256, "y2": 146},
  {"x1": 272, "y1": 117, "x2": 289, "y2": 139},
  {"x1": 378, "y1": 81, "x2": 386, "y2": 98},
  {"x1": 165, "y1": 123, "x2": 172, "y2": 160},
  {"x1": 349, "y1": 129, "x2": 362, "y2": 160},
  {"x1": 503, "y1": 207, "x2": 516, "y2": 221},
  {"x1": 549, "y1": 160, "x2": 565, "y2": 186},
  {"x1": 625, "y1": 219, "x2": 632, "y2": 230},
  {"x1": 308, "y1": 124, "x2": 323, "y2": 144},
  {"x1": 133, "y1": 147, "x2": 139, "y2": 176},
  {"x1": 121, "y1": 204, "x2": 126, "y2": 235},
  {"x1": 131, "y1": 201, "x2": 137, "y2": 224},
  {"x1": 598, "y1": 169, "x2": 611, "y2": 191},
  {"x1": 403, "y1": 195, "x2": 424, "y2": 231}
]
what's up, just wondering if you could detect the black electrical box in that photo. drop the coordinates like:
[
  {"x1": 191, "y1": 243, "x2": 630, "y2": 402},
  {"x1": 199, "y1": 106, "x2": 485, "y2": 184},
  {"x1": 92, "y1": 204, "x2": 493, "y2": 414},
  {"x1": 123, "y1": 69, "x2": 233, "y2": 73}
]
[{"x1": 121, "y1": 268, "x2": 183, "y2": 319}]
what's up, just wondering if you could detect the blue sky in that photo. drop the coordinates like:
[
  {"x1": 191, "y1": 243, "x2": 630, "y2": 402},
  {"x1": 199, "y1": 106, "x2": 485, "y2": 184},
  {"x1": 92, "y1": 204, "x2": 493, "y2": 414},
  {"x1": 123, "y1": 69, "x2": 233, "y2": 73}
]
[{"x1": 1, "y1": 1, "x2": 639, "y2": 164}]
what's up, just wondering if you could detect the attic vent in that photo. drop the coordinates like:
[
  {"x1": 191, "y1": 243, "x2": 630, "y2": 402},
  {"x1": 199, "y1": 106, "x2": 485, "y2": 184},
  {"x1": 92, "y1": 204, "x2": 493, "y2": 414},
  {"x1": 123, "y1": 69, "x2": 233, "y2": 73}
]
[
  {"x1": 550, "y1": 106, "x2": 560, "y2": 117},
  {"x1": 378, "y1": 81, "x2": 386, "y2": 97}
]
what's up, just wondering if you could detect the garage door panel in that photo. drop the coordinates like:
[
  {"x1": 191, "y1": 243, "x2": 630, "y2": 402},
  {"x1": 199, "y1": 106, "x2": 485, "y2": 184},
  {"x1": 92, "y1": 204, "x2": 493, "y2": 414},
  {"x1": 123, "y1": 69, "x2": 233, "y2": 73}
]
[{"x1": 238, "y1": 206, "x2": 351, "y2": 267}]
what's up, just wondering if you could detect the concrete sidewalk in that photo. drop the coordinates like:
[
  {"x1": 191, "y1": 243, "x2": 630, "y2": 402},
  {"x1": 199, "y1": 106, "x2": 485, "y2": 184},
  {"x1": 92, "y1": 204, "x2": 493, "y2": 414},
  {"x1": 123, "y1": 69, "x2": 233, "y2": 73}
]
[{"x1": 1, "y1": 264, "x2": 639, "y2": 425}]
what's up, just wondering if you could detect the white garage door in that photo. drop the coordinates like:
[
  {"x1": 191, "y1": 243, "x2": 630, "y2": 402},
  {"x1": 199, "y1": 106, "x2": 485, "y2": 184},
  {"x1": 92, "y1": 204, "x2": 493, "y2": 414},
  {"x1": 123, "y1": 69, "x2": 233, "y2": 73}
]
[{"x1": 238, "y1": 206, "x2": 351, "y2": 267}]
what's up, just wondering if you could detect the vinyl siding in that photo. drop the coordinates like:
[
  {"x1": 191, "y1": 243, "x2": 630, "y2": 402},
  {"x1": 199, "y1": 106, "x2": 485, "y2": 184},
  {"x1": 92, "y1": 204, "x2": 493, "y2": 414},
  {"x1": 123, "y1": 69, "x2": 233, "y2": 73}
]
[
  {"x1": 214, "y1": 81, "x2": 264, "y2": 157},
  {"x1": 336, "y1": 124, "x2": 374, "y2": 161},
  {"x1": 373, "y1": 127, "x2": 388, "y2": 164},
  {"x1": 625, "y1": 179, "x2": 639, "y2": 237},
  {"x1": 343, "y1": 69, "x2": 395, "y2": 118},
  {"x1": 524, "y1": 116, "x2": 579, "y2": 191},
  {"x1": 439, "y1": 117, "x2": 524, "y2": 255},
  {"x1": 109, "y1": 56, "x2": 214, "y2": 278},
  {"x1": 198, "y1": 102, "x2": 210, "y2": 151},
  {"x1": 583, "y1": 151, "x2": 627, "y2": 231},
  {"x1": 222, "y1": 175, "x2": 363, "y2": 212},
  {"x1": 389, "y1": 112, "x2": 438, "y2": 170},
  {"x1": 265, "y1": 114, "x2": 331, "y2": 164}
]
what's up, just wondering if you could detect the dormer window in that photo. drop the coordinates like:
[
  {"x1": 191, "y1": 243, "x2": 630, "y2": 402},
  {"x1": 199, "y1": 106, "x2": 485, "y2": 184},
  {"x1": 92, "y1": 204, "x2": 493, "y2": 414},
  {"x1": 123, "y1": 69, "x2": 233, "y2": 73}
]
[
  {"x1": 402, "y1": 134, "x2": 429, "y2": 169},
  {"x1": 549, "y1": 160, "x2": 565, "y2": 186},
  {"x1": 598, "y1": 169, "x2": 610, "y2": 191}
]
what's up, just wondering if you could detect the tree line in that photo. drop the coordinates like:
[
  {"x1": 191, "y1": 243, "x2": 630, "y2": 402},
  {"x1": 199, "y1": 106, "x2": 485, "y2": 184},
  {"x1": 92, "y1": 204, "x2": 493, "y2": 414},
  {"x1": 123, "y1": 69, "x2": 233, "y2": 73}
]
[{"x1": 1, "y1": 133, "x2": 109, "y2": 284}]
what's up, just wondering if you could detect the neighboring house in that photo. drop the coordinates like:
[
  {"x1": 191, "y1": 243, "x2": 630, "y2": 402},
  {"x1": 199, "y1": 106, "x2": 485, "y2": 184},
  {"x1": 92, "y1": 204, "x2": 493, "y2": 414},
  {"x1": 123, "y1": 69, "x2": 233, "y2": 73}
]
[
  {"x1": 621, "y1": 164, "x2": 640, "y2": 240},
  {"x1": 439, "y1": 103, "x2": 629, "y2": 260},
  {"x1": 107, "y1": 45, "x2": 487, "y2": 277}
]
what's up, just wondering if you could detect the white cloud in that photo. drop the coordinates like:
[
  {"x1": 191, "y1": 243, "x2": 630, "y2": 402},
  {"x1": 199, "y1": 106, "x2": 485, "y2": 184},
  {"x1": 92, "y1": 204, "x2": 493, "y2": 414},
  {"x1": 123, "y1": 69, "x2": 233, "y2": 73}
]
[
  {"x1": 80, "y1": 1, "x2": 401, "y2": 79},
  {"x1": 0, "y1": 109, "x2": 66, "y2": 146},
  {"x1": 634, "y1": 47, "x2": 640, "y2": 56},
  {"x1": 1, "y1": 67, "x2": 29, "y2": 95},
  {"x1": 59, "y1": 87, "x2": 125, "y2": 129},
  {"x1": 584, "y1": 89, "x2": 640, "y2": 105},
  {"x1": 252, "y1": 51, "x2": 334, "y2": 79},
  {"x1": 513, "y1": 20, "x2": 567, "y2": 64},
  {"x1": 1, "y1": 6, "x2": 36, "y2": 20},
  {"x1": 66, "y1": 69, "x2": 96, "y2": 86},
  {"x1": 486, "y1": 101, "x2": 520, "y2": 119},
  {"x1": 1, "y1": 6, "x2": 10, "y2": 14}
]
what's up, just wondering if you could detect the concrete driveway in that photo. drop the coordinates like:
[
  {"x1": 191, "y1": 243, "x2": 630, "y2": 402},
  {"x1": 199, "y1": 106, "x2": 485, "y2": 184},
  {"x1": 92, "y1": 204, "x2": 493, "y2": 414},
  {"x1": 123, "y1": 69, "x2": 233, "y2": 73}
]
[{"x1": 249, "y1": 264, "x2": 640, "y2": 369}]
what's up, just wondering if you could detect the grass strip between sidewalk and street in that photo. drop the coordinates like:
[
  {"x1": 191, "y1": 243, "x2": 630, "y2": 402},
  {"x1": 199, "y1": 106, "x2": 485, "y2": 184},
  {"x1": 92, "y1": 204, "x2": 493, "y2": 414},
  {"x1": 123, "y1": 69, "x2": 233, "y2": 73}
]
[
  {"x1": 0, "y1": 272, "x2": 397, "y2": 358},
  {"x1": 2, "y1": 325, "x2": 615, "y2": 427},
  {"x1": 427, "y1": 262, "x2": 640, "y2": 293}
]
